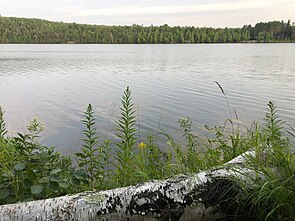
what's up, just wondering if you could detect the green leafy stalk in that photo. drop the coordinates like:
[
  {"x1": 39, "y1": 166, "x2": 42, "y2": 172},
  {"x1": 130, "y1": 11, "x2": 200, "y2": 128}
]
[
  {"x1": 115, "y1": 86, "x2": 137, "y2": 186},
  {"x1": 75, "y1": 104, "x2": 100, "y2": 189},
  {"x1": 264, "y1": 101, "x2": 285, "y2": 147},
  {"x1": 98, "y1": 139, "x2": 112, "y2": 189},
  {"x1": 27, "y1": 117, "x2": 45, "y2": 142}
]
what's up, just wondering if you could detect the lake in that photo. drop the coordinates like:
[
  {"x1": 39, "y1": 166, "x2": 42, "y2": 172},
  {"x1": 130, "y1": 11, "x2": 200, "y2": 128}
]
[{"x1": 0, "y1": 44, "x2": 294, "y2": 155}]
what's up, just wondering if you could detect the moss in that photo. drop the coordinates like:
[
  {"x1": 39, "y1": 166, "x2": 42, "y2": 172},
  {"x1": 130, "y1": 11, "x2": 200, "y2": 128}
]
[{"x1": 83, "y1": 193, "x2": 105, "y2": 204}]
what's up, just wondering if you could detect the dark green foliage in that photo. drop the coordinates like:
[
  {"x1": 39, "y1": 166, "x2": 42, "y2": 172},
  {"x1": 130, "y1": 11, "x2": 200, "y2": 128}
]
[
  {"x1": 75, "y1": 104, "x2": 111, "y2": 190},
  {"x1": 178, "y1": 117, "x2": 204, "y2": 172},
  {"x1": 0, "y1": 118, "x2": 84, "y2": 205},
  {"x1": 134, "y1": 136, "x2": 169, "y2": 182},
  {"x1": 243, "y1": 20, "x2": 295, "y2": 42},
  {"x1": 264, "y1": 101, "x2": 285, "y2": 146},
  {"x1": 223, "y1": 101, "x2": 295, "y2": 221},
  {"x1": 76, "y1": 104, "x2": 99, "y2": 189},
  {"x1": 144, "y1": 136, "x2": 168, "y2": 179},
  {"x1": 98, "y1": 139, "x2": 112, "y2": 189},
  {"x1": 0, "y1": 16, "x2": 294, "y2": 44}
]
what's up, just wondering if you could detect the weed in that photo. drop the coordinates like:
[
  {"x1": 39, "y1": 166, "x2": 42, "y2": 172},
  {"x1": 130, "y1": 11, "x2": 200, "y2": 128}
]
[
  {"x1": 75, "y1": 104, "x2": 111, "y2": 190},
  {"x1": 115, "y1": 86, "x2": 137, "y2": 186},
  {"x1": 0, "y1": 116, "x2": 82, "y2": 204},
  {"x1": 225, "y1": 101, "x2": 295, "y2": 220},
  {"x1": 134, "y1": 136, "x2": 169, "y2": 181},
  {"x1": 75, "y1": 104, "x2": 100, "y2": 189}
]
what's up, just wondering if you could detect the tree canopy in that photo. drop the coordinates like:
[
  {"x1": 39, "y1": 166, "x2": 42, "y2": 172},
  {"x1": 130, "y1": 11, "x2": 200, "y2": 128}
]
[{"x1": 0, "y1": 16, "x2": 294, "y2": 44}]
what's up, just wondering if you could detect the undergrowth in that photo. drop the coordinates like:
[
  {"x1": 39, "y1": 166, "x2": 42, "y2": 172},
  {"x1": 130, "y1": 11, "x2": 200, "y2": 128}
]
[
  {"x1": 222, "y1": 101, "x2": 295, "y2": 221},
  {"x1": 0, "y1": 86, "x2": 294, "y2": 221}
]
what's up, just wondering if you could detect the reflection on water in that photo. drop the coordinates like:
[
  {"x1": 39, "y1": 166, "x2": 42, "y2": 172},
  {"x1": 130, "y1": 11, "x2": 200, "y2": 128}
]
[{"x1": 0, "y1": 44, "x2": 295, "y2": 155}]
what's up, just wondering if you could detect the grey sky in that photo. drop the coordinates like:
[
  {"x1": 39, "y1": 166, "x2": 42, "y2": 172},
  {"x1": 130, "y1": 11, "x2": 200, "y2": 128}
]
[{"x1": 1, "y1": 0, "x2": 294, "y2": 27}]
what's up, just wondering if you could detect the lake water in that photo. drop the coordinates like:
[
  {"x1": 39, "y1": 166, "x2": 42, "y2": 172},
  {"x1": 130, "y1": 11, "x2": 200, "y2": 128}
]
[{"x1": 0, "y1": 44, "x2": 295, "y2": 155}]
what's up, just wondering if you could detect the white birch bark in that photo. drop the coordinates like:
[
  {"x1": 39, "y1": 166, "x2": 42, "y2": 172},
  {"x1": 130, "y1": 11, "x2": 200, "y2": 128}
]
[{"x1": 0, "y1": 151, "x2": 256, "y2": 221}]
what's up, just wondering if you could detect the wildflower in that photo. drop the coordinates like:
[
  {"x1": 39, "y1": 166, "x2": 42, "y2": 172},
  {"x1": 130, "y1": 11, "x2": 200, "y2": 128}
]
[
  {"x1": 138, "y1": 142, "x2": 146, "y2": 149},
  {"x1": 28, "y1": 117, "x2": 45, "y2": 133}
]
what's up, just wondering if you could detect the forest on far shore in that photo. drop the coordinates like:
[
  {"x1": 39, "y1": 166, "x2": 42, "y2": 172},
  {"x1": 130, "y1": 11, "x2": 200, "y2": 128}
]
[{"x1": 0, "y1": 16, "x2": 294, "y2": 44}]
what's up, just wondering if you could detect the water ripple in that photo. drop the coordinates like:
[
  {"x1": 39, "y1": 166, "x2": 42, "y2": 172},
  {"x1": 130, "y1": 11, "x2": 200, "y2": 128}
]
[{"x1": 1, "y1": 44, "x2": 295, "y2": 154}]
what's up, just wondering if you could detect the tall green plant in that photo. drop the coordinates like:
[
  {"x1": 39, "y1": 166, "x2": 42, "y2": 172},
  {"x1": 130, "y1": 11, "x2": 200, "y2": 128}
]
[
  {"x1": 225, "y1": 101, "x2": 295, "y2": 220},
  {"x1": 98, "y1": 139, "x2": 112, "y2": 190},
  {"x1": 115, "y1": 86, "x2": 137, "y2": 186},
  {"x1": 75, "y1": 104, "x2": 100, "y2": 189},
  {"x1": 75, "y1": 104, "x2": 112, "y2": 190},
  {"x1": 178, "y1": 117, "x2": 205, "y2": 172},
  {"x1": 213, "y1": 82, "x2": 246, "y2": 160},
  {"x1": 264, "y1": 101, "x2": 285, "y2": 147}
]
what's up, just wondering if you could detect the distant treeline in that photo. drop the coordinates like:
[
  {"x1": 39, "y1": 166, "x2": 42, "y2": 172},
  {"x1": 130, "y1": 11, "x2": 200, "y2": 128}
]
[{"x1": 0, "y1": 16, "x2": 294, "y2": 44}]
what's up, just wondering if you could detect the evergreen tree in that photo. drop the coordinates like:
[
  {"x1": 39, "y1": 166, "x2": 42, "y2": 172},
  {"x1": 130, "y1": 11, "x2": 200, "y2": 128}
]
[{"x1": 0, "y1": 16, "x2": 294, "y2": 44}]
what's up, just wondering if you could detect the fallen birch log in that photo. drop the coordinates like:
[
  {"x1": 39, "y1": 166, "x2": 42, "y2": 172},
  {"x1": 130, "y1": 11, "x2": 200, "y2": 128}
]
[{"x1": 0, "y1": 151, "x2": 256, "y2": 221}]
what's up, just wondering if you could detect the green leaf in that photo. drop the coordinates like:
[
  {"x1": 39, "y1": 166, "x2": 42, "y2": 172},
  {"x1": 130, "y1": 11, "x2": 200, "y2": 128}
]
[
  {"x1": 50, "y1": 168, "x2": 62, "y2": 175},
  {"x1": 50, "y1": 175, "x2": 62, "y2": 182},
  {"x1": 71, "y1": 178, "x2": 80, "y2": 186},
  {"x1": 1, "y1": 173, "x2": 12, "y2": 178},
  {"x1": 39, "y1": 176, "x2": 50, "y2": 183},
  {"x1": 59, "y1": 182, "x2": 70, "y2": 189},
  {"x1": 47, "y1": 181, "x2": 60, "y2": 191},
  {"x1": 0, "y1": 189, "x2": 10, "y2": 199},
  {"x1": 27, "y1": 169, "x2": 37, "y2": 181},
  {"x1": 14, "y1": 162, "x2": 27, "y2": 171},
  {"x1": 74, "y1": 172, "x2": 87, "y2": 180},
  {"x1": 24, "y1": 179, "x2": 33, "y2": 189},
  {"x1": 75, "y1": 152, "x2": 86, "y2": 158},
  {"x1": 3, "y1": 196, "x2": 16, "y2": 204},
  {"x1": 31, "y1": 185, "x2": 43, "y2": 195}
]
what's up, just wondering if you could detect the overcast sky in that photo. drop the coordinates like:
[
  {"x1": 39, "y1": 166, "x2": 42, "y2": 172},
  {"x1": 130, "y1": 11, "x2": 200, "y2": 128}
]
[{"x1": 1, "y1": 0, "x2": 294, "y2": 27}]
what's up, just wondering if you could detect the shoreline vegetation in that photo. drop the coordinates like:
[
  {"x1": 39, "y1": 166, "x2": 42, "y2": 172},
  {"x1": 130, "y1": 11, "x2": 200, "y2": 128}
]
[
  {"x1": 0, "y1": 16, "x2": 295, "y2": 44},
  {"x1": 0, "y1": 86, "x2": 294, "y2": 220}
]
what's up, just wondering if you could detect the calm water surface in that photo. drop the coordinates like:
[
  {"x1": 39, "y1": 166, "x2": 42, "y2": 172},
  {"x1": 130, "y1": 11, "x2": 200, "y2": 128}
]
[{"x1": 0, "y1": 44, "x2": 294, "y2": 155}]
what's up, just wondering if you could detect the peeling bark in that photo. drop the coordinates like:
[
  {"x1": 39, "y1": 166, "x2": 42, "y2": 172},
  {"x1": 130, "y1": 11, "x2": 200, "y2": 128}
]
[{"x1": 0, "y1": 151, "x2": 256, "y2": 221}]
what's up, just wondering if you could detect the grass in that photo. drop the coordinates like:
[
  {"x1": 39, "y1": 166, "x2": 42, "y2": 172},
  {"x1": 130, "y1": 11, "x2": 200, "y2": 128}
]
[
  {"x1": 0, "y1": 86, "x2": 294, "y2": 220},
  {"x1": 222, "y1": 102, "x2": 295, "y2": 221}
]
